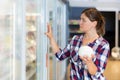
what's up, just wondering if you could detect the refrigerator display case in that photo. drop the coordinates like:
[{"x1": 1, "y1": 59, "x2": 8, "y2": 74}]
[
  {"x1": 26, "y1": 16, "x2": 37, "y2": 80},
  {"x1": 46, "y1": 0, "x2": 67, "y2": 80},
  {"x1": 55, "y1": 1, "x2": 67, "y2": 80},
  {"x1": 26, "y1": 1, "x2": 38, "y2": 80},
  {"x1": 0, "y1": 0, "x2": 47, "y2": 80},
  {"x1": 0, "y1": 0, "x2": 67, "y2": 80},
  {"x1": 0, "y1": 0, "x2": 14, "y2": 80},
  {"x1": 0, "y1": 10, "x2": 13, "y2": 80},
  {"x1": 26, "y1": 0, "x2": 48, "y2": 80}
]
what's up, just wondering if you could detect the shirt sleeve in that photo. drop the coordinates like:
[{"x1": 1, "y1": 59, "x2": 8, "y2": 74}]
[
  {"x1": 91, "y1": 42, "x2": 110, "y2": 80},
  {"x1": 55, "y1": 35, "x2": 76, "y2": 61}
]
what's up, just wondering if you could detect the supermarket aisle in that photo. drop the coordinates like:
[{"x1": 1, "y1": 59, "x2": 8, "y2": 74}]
[{"x1": 66, "y1": 57, "x2": 120, "y2": 80}]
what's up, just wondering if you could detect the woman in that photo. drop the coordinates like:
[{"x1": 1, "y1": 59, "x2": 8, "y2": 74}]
[{"x1": 45, "y1": 8, "x2": 110, "y2": 80}]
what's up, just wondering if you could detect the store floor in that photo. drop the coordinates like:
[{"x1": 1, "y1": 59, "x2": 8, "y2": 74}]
[{"x1": 103, "y1": 57, "x2": 120, "y2": 80}]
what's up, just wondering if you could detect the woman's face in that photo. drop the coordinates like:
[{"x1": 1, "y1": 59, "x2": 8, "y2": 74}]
[{"x1": 79, "y1": 13, "x2": 95, "y2": 33}]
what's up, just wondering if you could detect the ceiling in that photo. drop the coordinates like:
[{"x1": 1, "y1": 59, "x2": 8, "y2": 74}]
[{"x1": 68, "y1": 0, "x2": 120, "y2": 11}]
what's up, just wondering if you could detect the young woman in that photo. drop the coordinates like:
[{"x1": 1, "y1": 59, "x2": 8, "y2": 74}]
[{"x1": 45, "y1": 8, "x2": 110, "y2": 80}]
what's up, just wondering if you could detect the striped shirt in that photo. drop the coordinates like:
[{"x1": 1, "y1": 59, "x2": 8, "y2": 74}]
[{"x1": 55, "y1": 34, "x2": 110, "y2": 80}]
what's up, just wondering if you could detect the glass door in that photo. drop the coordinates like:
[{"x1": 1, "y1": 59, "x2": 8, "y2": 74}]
[
  {"x1": 0, "y1": 0, "x2": 14, "y2": 80},
  {"x1": 14, "y1": 0, "x2": 47, "y2": 80},
  {"x1": 46, "y1": 0, "x2": 67, "y2": 80},
  {"x1": 26, "y1": 0, "x2": 47, "y2": 80},
  {"x1": 55, "y1": 1, "x2": 67, "y2": 80},
  {"x1": 0, "y1": 0, "x2": 48, "y2": 80},
  {"x1": 26, "y1": 0, "x2": 37, "y2": 79}
]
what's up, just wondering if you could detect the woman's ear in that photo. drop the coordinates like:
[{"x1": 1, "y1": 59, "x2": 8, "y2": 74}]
[{"x1": 92, "y1": 21, "x2": 97, "y2": 27}]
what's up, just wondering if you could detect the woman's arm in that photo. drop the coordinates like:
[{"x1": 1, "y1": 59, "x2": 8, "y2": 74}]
[
  {"x1": 45, "y1": 24, "x2": 60, "y2": 54},
  {"x1": 45, "y1": 24, "x2": 72, "y2": 61},
  {"x1": 80, "y1": 55, "x2": 97, "y2": 75}
]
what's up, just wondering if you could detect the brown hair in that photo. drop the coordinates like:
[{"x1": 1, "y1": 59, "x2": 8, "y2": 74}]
[{"x1": 81, "y1": 8, "x2": 105, "y2": 36}]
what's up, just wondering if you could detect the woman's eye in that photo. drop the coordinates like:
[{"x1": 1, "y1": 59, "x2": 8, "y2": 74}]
[{"x1": 82, "y1": 19, "x2": 86, "y2": 22}]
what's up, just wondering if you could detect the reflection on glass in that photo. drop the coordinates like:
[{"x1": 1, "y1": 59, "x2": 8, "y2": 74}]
[
  {"x1": 0, "y1": 15, "x2": 13, "y2": 79},
  {"x1": 26, "y1": 16, "x2": 37, "y2": 80},
  {"x1": 26, "y1": 0, "x2": 37, "y2": 13},
  {"x1": 0, "y1": 0, "x2": 13, "y2": 14}
]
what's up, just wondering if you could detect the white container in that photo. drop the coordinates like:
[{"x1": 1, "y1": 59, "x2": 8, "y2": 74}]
[{"x1": 78, "y1": 46, "x2": 94, "y2": 58}]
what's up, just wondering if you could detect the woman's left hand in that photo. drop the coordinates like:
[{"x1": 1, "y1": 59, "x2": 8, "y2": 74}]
[
  {"x1": 80, "y1": 54, "x2": 97, "y2": 75},
  {"x1": 80, "y1": 54, "x2": 95, "y2": 65}
]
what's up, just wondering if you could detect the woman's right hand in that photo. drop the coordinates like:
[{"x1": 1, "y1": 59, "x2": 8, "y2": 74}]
[
  {"x1": 45, "y1": 23, "x2": 59, "y2": 53},
  {"x1": 45, "y1": 23, "x2": 53, "y2": 39}
]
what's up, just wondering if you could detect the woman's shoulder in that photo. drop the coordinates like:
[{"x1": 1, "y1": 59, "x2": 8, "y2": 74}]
[
  {"x1": 97, "y1": 36, "x2": 110, "y2": 48},
  {"x1": 100, "y1": 36, "x2": 109, "y2": 44}
]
